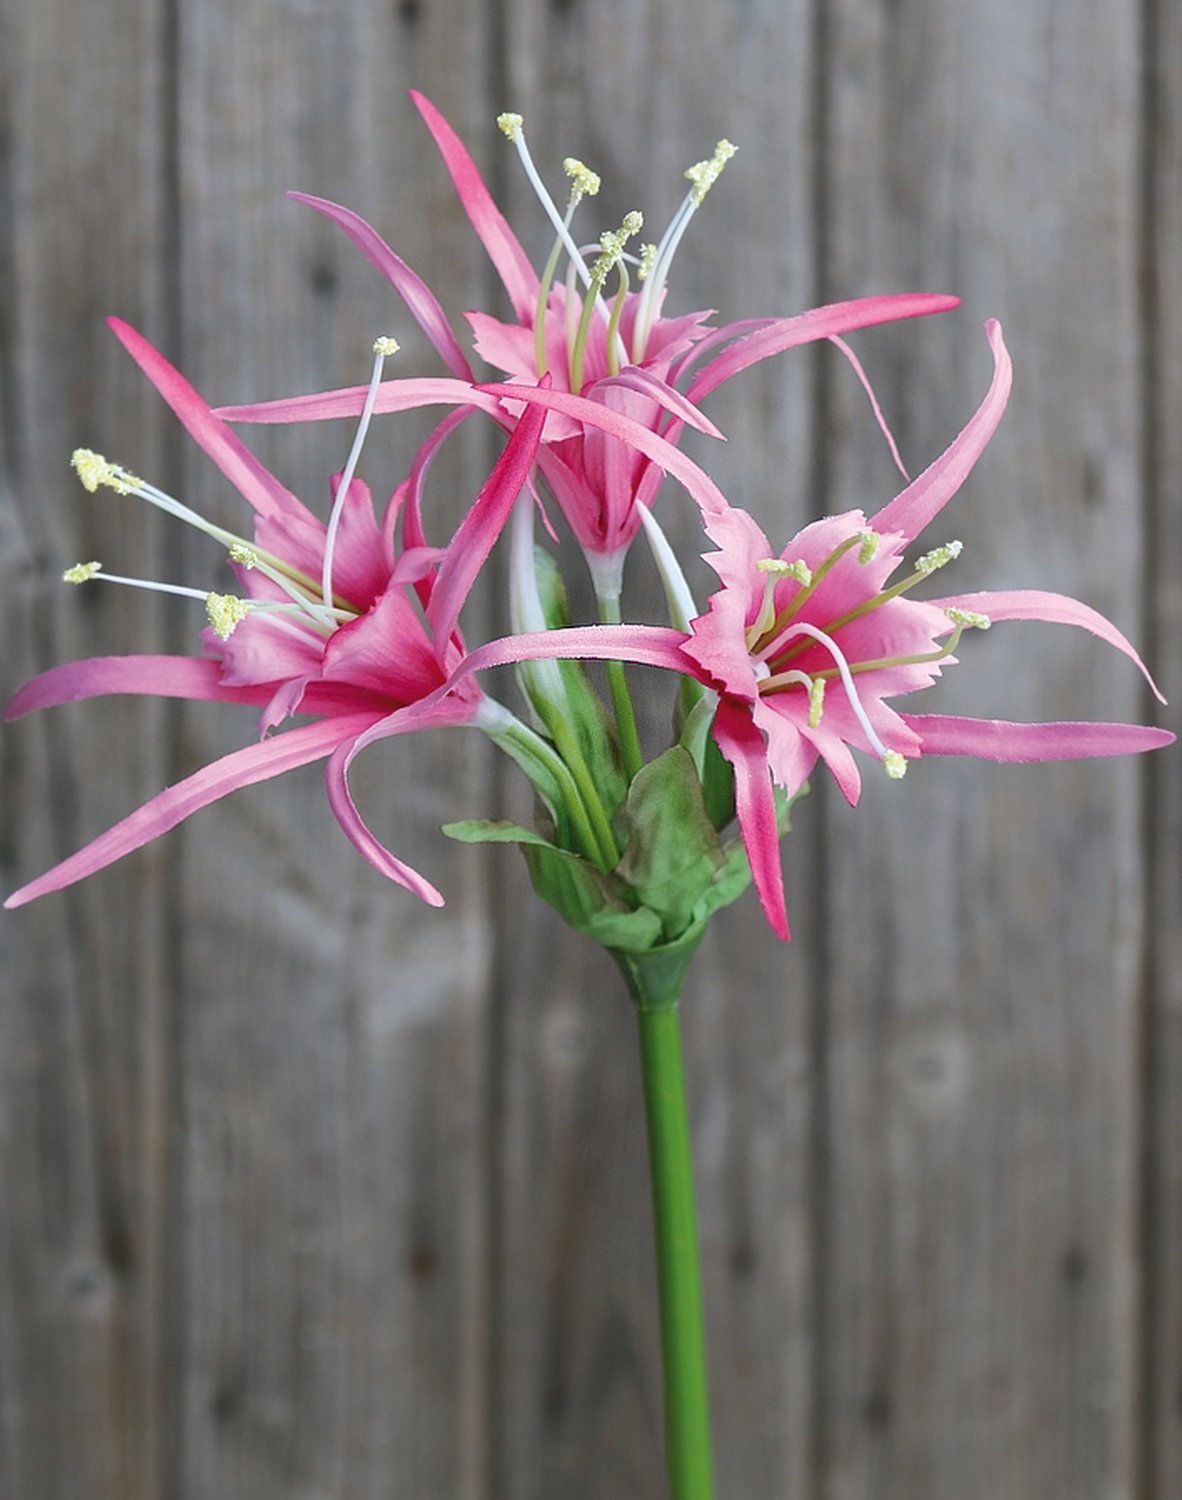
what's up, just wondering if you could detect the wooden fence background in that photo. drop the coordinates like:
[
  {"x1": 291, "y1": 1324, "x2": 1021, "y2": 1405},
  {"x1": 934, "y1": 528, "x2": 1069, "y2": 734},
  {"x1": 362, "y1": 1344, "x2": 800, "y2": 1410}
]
[{"x1": 1, "y1": 0, "x2": 1179, "y2": 1496}]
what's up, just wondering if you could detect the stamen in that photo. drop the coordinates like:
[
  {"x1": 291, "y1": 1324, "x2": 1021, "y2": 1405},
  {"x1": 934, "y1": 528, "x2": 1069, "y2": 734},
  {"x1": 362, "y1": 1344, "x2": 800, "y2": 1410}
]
[
  {"x1": 946, "y1": 606, "x2": 991, "y2": 630},
  {"x1": 321, "y1": 338, "x2": 396, "y2": 612},
  {"x1": 683, "y1": 139, "x2": 738, "y2": 206},
  {"x1": 63, "y1": 561, "x2": 102, "y2": 584},
  {"x1": 570, "y1": 213, "x2": 643, "y2": 391},
  {"x1": 759, "y1": 620, "x2": 898, "y2": 769},
  {"x1": 858, "y1": 530, "x2": 881, "y2": 564},
  {"x1": 632, "y1": 139, "x2": 737, "y2": 361},
  {"x1": 808, "y1": 676, "x2": 826, "y2": 728},
  {"x1": 71, "y1": 449, "x2": 140, "y2": 495},
  {"x1": 637, "y1": 243, "x2": 658, "y2": 282},
  {"x1": 205, "y1": 593, "x2": 252, "y2": 641},
  {"x1": 915, "y1": 539, "x2": 963, "y2": 576},
  {"x1": 499, "y1": 112, "x2": 597, "y2": 297},
  {"x1": 496, "y1": 112, "x2": 524, "y2": 140},
  {"x1": 229, "y1": 543, "x2": 258, "y2": 568},
  {"x1": 563, "y1": 157, "x2": 601, "y2": 207},
  {"x1": 883, "y1": 751, "x2": 908, "y2": 780}
]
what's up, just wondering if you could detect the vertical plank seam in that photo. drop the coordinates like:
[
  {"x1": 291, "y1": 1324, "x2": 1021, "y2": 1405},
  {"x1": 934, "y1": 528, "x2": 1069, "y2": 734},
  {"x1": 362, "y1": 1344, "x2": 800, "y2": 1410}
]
[
  {"x1": 806, "y1": 0, "x2": 834, "y2": 1495},
  {"x1": 1134, "y1": 0, "x2": 1163, "y2": 1491},
  {"x1": 482, "y1": 5, "x2": 513, "y2": 1498},
  {"x1": 157, "y1": 0, "x2": 189, "y2": 1490}
]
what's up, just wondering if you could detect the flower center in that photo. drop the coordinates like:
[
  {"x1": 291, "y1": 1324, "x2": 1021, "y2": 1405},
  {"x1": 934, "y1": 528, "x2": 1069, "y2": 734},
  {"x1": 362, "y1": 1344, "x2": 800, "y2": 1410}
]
[{"x1": 744, "y1": 532, "x2": 990, "y2": 779}]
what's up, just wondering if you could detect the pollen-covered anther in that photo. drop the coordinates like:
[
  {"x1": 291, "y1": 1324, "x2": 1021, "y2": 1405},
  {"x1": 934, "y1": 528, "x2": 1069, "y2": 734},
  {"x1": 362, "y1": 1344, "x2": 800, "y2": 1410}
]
[
  {"x1": 372, "y1": 336, "x2": 400, "y2": 357},
  {"x1": 684, "y1": 139, "x2": 737, "y2": 205},
  {"x1": 563, "y1": 157, "x2": 601, "y2": 205},
  {"x1": 637, "y1": 243, "x2": 658, "y2": 282},
  {"x1": 882, "y1": 750, "x2": 908, "y2": 780},
  {"x1": 858, "y1": 530, "x2": 881, "y2": 565},
  {"x1": 71, "y1": 448, "x2": 138, "y2": 495},
  {"x1": 915, "y1": 539, "x2": 963, "y2": 576},
  {"x1": 496, "y1": 112, "x2": 524, "y2": 141},
  {"x1": 228, "y1": 543, "x2": 258, "y2": 569},
  {"x1": 946, "y1": 606, "x2": 991, "y2": 630},
  {"x1": 593, "y1": 212, "x2": 643, "y2": 279},
  {"x1": 807, "y1": 677, "x2": 826, "y2": 729},
  {"x1": 63, "y1": 561, "x2": 102, "y2": 584},
  {"x1": 205, "y1": 592, "x2": 251, "y2": 641}
]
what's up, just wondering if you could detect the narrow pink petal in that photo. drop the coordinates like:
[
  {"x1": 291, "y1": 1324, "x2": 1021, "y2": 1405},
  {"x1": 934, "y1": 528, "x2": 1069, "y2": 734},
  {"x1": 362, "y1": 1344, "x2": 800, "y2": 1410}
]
[
  {"x1": 427, "y1": 400, "x2": 547, "y2": 644},
  {"x1": 4, "y1": 713, "x2": 382, "y2": 908},
  {"x1": 930, "y1": 588, "x2": 1167, "y2": 702},
  {"x1": 289, "y1": 192, "x2": 474, "y2": 379},
  {"x1": 474, "y1": 382, "x2": 732, "y2": 516},
  {"x1": 712, "y1": 698, "x2": 789, "y2": 941},
  {"x1": 828, "y1": 334, "x2": 910, "y2": 480},
  {"x1": 323, "y1": 697, "x2": 480, "y2": 906},
  {"x1": 5, "y1": 656, "x2": 267, "y2": 719},
  {"x1": 869, "y1": 321, "x2": 1012, "y2": 542},
  {"x1": 596, "y1": 368, "x2": 725, "y2": 439},
  {"x1": 409, "y1": 90, "x2": 539, "y2": 322},
  {"x1": 685, "y1": 294, "x2": 961, "y2": 404},
  {"x1": 217, "y1": 375, "x2": 505, "y2": 426},
  {"x1": 901, "y1": 713, "x2": 1175, "y2": 760},
  {"x1": 108, "y1": 319, "x2": 318, "y2": 526}
]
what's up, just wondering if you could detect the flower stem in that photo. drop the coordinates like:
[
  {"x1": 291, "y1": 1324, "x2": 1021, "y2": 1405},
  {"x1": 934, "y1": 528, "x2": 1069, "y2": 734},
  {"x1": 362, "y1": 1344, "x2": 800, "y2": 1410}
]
[{"x1": 636, "y1": 1003, "x2": 715, "y2": 1500}]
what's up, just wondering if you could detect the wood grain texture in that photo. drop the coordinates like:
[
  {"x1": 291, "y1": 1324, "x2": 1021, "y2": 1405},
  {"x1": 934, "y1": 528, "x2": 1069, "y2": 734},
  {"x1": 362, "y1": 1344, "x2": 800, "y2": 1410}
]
[{"x1": 0, "y1": 0, "x2": 1177, "y2": 1497}]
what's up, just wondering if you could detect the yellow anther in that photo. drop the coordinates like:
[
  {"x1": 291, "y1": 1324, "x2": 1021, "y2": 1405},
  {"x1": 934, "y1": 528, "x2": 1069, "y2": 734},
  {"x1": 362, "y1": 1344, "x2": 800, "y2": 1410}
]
[
  {"x1": 684, "y1": 139, "x2": 737, "y2": 205},
  {"x1": 915, "y1": 539, "x2": 963, "y2": 576},
  {"x1": 228, "y1": 543, "x2": 258, "y2": 568},
  {"x1": 858, "y1": 530, "x2": 881, "y2": 564},
  {"x1": 592, "y1": 212, "x2": 644, "y2": 280},
  {"x1": 946, "y1": 606, "x2": 991, "y2": 630},
  {"x1": 756, "y1": 558, "x2": 792, "y2": 575},
  {"x1": 372, "y1": 336, "x2": 400, "y2": 357},
  {"x1": 205, "y1": 593, "x2": 251, "y2": 641},
  {"x1": 496, "y1": 112, "x2": 524, "y2": 141},
  {"x1": 63, "y1": 560, "x2": 102, "y2": 584},
  {"x1": 71, "y1": 448, "x2": 138, "y2": 495},
  {"x1": 637, "y1": 243, "x2": 658, "y2": 282},
  {"x1": 883, "y1": 750, "x2": 908, "y2": 780},
  {"x1": 563, "y1": 157, "x2": 601, "y2": 205},
  {"x1": 807, "y1": 677, "x2": 826, "y2": 729}
]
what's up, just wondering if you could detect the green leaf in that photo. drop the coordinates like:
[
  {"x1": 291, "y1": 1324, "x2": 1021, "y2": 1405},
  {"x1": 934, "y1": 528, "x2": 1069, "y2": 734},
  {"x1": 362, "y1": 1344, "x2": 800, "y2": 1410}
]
[{"x1": 616, "y1": 745, "x2": 727, "y2": 940}]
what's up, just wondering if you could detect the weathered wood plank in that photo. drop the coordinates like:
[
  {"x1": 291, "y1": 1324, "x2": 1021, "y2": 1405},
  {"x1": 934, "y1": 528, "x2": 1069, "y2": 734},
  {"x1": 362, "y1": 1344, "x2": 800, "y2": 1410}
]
[
  {"x1": 818, "y1": 1, "x2": 1149, "y2": 1497},
  {"x1": 0, "y1": 1, "x2": 178, "y2": 1496},
  {"x1": 169, "y1": 11, "x2": 499, "y2": 1498},
  {"x1": 494, "y1": 5, "x2": 821, "y2": 1496},
  {"x1": 1145, "y1": 0, "x2": 1182, "y2": 1489}
]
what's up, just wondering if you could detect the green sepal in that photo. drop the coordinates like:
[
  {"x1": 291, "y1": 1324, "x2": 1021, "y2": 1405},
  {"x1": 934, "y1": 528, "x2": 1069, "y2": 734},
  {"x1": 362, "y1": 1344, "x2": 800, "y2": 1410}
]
[
  {"x1": 616, "y1": 745, "x2": 726, "y2": 940},
  {"x1": 442, "y1": 819, "x2": 663, "y2": 952}
]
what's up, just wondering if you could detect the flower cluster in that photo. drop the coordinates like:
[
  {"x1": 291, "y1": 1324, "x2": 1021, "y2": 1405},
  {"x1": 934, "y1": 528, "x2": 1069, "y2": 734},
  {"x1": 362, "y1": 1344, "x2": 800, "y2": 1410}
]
[{"x1": 5, "y1": 95, "x2": 1171, "y2": 977}]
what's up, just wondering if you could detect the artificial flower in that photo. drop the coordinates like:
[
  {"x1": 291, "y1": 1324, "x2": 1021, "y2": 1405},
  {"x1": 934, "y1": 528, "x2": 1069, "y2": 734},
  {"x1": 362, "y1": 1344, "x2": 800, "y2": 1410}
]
[
  {"x1": 4, "y1": 319, "x2": 548, "y2": 909},
  {"x1": 425, "y1": 321, "x2": 1172, "y2": 939}
]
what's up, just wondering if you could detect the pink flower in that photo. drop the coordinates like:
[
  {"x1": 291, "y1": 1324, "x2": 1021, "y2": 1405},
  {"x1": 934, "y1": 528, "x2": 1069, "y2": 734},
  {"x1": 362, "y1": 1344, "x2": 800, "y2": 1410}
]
[
  {"x1": 435, "y1": 321, "x2": 1173, "y2": 939},
  {"x1": 4, "y1": 319, "x2": 547, "y2": 909},
  {"x1": 216, "y1": 93, "x2": 959, "y2": 574}
]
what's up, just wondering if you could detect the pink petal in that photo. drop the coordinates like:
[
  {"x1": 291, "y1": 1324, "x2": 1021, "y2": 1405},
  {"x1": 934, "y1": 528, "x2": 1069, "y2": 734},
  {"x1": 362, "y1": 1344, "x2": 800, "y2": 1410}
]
[
  {"x1": 901, "y1": 713, "x2": 1175, "y2": 760},
  {"x1": 321, "y1": 585, "x2": 445, "y2": 700},
  {"x1": 289, "y1": 192, "x2": 474, "y2": 380},
  {"x1": 4, "y1": 713, "x2": 382, "y2": 908},
  {"x1": 595, "y1": 367, "x2": 725, "y2": 439},
  {"x1": 828, "y1": 334, "x2": 910, "y2": 480},
  {"x1": 108, "y1": 319, "x2": 319, "y2": 527},
  {"x1": 323, "y1": 696, "x2": 480, "y2": 905},
  {"x1": 409, "y1": 91, "x2": 539, "y2": 323},
  {"x1": 5, "y1": 656, "x2": 266, "y2": 719},
  {"x1": 685, "y1": 294, "x2": 961, "y2": 404},
  {"x1": 869, "y1": 321, "x2": 1012, "y2": 542},
  {"x1": 930, "y1": 588, "x2": 1167, "y2": 702},
  {"x1": 427, "y1": 399, "x2": 547, "y2": 644},
  {"x1": 217, "y1": 375, "x2": 505, "y2": 426},
  {"x1": 712, "y1": 698, "x2": 789, "y2": 941},
  {"x1": 474, "y1": 382, "x2": 731, "y2": 516}
]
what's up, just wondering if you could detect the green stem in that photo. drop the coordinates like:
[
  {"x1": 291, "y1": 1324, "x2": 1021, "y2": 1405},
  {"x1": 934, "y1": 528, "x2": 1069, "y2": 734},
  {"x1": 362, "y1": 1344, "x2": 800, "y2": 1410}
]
[
  {"x1": 636, "y1": 1004, "x2": 715, "y2": 1500},
  {"x1": 598, "y1": 591, "x2": 645, "y2": 781}
]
